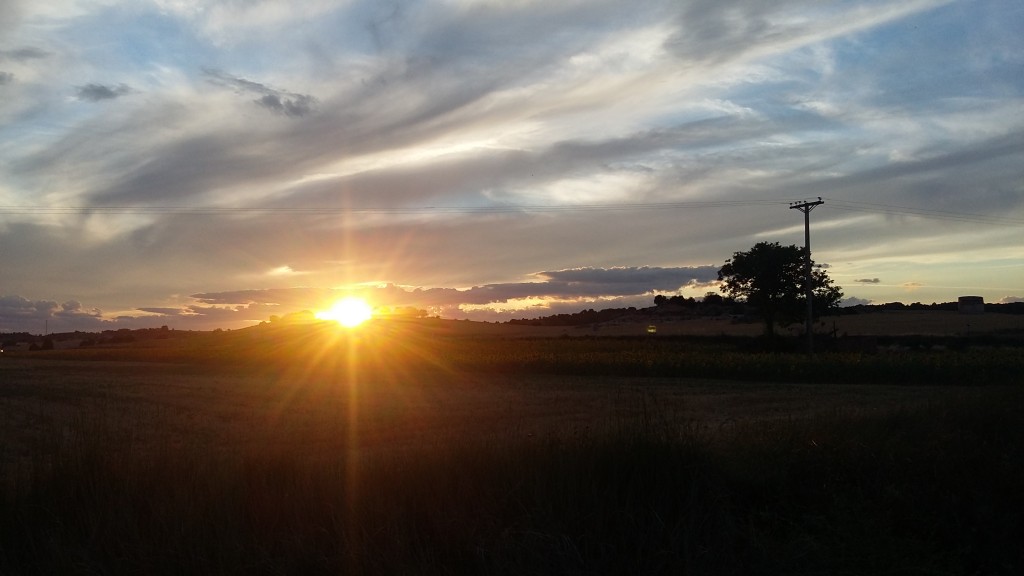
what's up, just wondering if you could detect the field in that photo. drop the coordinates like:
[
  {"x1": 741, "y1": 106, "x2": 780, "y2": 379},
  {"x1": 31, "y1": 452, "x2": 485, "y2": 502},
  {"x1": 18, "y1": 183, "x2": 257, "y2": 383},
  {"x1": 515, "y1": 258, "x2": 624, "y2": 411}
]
[{"x1": 2, "y1": 315, "x2": 1023, "y2": 574}]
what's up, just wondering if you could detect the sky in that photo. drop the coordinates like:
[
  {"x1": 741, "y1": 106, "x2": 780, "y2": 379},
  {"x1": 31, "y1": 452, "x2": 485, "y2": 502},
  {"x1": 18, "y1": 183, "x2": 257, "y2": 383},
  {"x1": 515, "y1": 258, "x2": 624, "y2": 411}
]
[{"x1": 1, "y1": 0, "x2": 1022, "y2": 333}]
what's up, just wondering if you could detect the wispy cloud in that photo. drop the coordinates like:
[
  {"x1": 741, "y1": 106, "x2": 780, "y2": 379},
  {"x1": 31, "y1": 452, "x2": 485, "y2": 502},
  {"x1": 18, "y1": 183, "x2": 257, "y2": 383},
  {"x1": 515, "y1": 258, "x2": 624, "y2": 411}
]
[{"x1": 203, "y1": 68, "x2": 318, "y2": 117}]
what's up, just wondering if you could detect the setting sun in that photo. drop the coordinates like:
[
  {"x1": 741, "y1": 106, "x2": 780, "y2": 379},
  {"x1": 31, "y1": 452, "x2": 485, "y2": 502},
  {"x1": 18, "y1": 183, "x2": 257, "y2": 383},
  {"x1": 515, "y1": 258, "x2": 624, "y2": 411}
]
[{"x1": 315, "y1": 297, "x2": 374, "y2": 328}]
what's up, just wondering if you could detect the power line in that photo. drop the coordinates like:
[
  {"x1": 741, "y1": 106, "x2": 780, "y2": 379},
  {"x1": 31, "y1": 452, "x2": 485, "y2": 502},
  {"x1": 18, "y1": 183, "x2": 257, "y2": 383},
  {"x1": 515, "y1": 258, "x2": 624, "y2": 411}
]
[
  {"x1": 0, "y1": 199, "x2": 787, "y2": 215},
  {"x1": 0, "y1": 197, "x2": 1020, "y2": 226},
  {"x1": 821, "y1": 197, "x2": 1024, "y2": 227}
]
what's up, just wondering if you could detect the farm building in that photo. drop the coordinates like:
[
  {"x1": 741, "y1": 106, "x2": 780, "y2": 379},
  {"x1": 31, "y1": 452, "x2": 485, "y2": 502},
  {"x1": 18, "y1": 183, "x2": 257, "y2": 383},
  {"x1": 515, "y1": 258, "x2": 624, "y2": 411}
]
[{"x1": 957, "y1": 296, "x2": 984, "y2": 315}]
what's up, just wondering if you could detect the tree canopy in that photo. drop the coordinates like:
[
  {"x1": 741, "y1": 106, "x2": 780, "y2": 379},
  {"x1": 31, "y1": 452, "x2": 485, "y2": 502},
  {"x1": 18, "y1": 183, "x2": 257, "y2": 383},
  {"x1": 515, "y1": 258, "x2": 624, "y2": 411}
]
[{"x1": 718, "y1": 241, "x2": 843, "y2": 337}]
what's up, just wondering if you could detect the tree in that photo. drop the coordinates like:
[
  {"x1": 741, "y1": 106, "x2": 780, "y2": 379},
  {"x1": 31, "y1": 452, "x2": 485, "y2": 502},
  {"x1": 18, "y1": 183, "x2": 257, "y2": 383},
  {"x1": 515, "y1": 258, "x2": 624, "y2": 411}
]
[{"x1": 717, "y1": 241, "x2": 843, "y2": 339}]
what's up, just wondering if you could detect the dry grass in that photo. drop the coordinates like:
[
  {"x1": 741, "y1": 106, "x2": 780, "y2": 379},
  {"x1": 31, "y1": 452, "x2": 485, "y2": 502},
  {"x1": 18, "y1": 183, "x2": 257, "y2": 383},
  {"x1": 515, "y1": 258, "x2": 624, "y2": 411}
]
[
  {"x1": 2, "y1": 326, "x2": 1022, "y2": 574},
  {"x1": 0, "y1": 355, "x2": 988, "y2": 466}
]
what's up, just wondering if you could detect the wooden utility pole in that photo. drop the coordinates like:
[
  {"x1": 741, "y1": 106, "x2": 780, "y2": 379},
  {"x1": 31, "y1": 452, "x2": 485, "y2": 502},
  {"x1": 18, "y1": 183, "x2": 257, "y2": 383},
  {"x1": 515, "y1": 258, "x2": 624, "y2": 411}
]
[{"x1": 789, "y1": 197, "x2": 824, "y2": 354}]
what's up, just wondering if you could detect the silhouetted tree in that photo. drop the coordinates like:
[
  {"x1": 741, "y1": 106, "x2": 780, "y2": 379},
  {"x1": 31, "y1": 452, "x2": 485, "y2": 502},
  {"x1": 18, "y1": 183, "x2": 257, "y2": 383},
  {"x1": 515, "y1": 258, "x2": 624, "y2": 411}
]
[
  {"x1": 718, "y1": 241, "x2": 842, "y2": 339},
  {"x1": 702, "y1": 292, "x2": 725, "y2": 306}
]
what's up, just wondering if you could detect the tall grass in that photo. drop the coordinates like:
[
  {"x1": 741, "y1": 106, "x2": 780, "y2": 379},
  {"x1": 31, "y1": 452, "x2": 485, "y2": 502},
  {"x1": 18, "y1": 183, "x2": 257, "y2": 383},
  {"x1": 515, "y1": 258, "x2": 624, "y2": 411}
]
[
  {"x1": 3, "y1": 385, "x2": 1022, "y2": 575},
  {"x1": 25, "y1": 328, "x2": 1024, "y2": 385}
]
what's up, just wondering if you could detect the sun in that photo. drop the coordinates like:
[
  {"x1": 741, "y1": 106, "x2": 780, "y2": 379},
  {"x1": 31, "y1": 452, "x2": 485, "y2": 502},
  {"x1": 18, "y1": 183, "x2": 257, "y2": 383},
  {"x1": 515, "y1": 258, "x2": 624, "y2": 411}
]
[{"x1": 316, "y1": 297, "x2": 374, "y2": 328}]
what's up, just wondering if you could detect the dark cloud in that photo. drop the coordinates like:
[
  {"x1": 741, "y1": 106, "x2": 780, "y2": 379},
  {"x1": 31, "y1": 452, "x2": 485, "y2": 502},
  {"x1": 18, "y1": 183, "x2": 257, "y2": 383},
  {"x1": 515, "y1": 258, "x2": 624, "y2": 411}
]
[
  {"x1": 0, "y1": 296, "x2": 102, "y2": 332},
  {"x1": 136, "y1": 307, "x2": 189, "y2": 316},
  {"x1": 255, "y1": 93, "x2": 317, "y2": 117},
  {"x1": 76, "y1": 83, "x2": 133, "y2": 101},
  {"x1": 537, "y1": 266, "x2": 720, "y2": 294},
  {"x1": 191, "y1": 287, "x2": 335, "y2": 308},
  {"x1": 203, "y1": 68, "x2": 318, "y2": 117},
  {"x1": 0, "y1": 293, "x2": 275, "y2": 333},
  {"x1": 135, "y1": 302, "x2": 298, "y2": 328},
  {"x1": 0, "y1": 295, "x2": 57, "y2": 320},
  {"x1": 0, "y1": 47, "x2": 50, "y2": 61},
  {"x1": 192, "y1": 266, "x2": 719, "y2": 313},
  {"x1": 855, "y1": 278, "x2": 881, "y2": 284},
  {"x1": 55, "y1": 300, "x2": 101, "y2": 319},
  {"x1": 0, "y1": 71, "x2": 11, "y2": 85}
]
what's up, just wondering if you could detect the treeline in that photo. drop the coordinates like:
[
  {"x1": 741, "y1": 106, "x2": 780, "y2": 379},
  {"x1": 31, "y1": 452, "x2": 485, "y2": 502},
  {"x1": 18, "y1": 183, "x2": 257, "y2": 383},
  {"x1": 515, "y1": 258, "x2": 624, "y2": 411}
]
[
  {"x1": 856, "y1": 301, "x2": 1024, "y2": 314},
  {"x1": 506, "y1": 293, "x2": 741, "y2": 327},
  {"x1": 507, "y1": 307, "x2": 641, "y2": 327},
  {"x1": 2, "y1": 326, "x2": 190, "y2": 350},
  {"x1": 506, "y1": 296, "x2": 1024, "y2": 327}
]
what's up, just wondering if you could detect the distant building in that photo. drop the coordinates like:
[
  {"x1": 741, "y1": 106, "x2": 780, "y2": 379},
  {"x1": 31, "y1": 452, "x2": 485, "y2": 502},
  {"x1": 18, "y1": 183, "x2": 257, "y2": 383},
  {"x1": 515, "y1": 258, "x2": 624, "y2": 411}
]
[{"x1": 958, "y1": 296, "x2": 984, "y2": 315}]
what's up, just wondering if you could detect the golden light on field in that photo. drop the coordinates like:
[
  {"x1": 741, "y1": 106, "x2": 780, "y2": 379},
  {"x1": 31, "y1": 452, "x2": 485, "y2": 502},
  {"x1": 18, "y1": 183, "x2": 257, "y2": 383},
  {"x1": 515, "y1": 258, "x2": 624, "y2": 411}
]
[{"x1": 315, "y1": 297, "x2": 374, "y2": 328}]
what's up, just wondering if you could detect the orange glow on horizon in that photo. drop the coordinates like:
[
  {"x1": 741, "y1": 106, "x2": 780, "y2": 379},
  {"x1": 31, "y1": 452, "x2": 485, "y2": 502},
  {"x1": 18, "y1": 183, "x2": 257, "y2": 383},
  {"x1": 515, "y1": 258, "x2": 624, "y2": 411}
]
[{"x1": 315, "y1": 297, "x2": 374, "y2": 328}]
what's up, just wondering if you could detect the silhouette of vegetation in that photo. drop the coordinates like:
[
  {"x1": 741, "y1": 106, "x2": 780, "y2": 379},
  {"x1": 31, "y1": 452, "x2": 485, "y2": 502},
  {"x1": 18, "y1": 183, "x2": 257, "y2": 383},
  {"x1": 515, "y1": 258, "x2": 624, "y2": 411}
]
[
  {"x1": 718, "y1": 241, "x2": 843, "y2": 340},
  {"x1": 507, "y1": 307, "x2": 640, "y2": 326}
]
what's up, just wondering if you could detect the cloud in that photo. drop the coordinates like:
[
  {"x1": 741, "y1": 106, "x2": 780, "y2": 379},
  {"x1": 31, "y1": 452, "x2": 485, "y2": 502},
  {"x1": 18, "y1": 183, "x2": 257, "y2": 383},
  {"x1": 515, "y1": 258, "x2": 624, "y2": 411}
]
[
  {"x1": 136, "y1": 307, "x2": 188, "y2": 316},
  {"x1": 0, "y1": 47, "x2": 47, "y2": 87},
  {"x1": 190, "y1": 287, "x2": 336, "y2": 308},
  {"x1": 0, "y1": 296, "x2": 106, "y2": 332},
  {"x1": 0, "y1": 293, "x2": 281, "y2": 333},
  {"x1": 138, "y1": 303, "x2": 277, "y2": 324},
  {"x1": 0, "y1": 295, "x2": 57, "y2": 321},
  {"x1": 0, "y1": 1, "x2": 21, "y2": 33},
  {"x1": 191, "y1": 266, "x2": 720, "y2": 313},
  {"x1": 0, "y1": 0, "x2": 1020, "y2": 329},
  {"x1": 663, "y1": 0, "x2": 946, "y2": 68},
  {"x1": 203, "y1": 68, "x2": 318, "y2": 117},
  {"x1": 840, "y1": 296, "x2": 871, "y2": 307},
  {"x1": 537, "y1": 266, "x2": 720, "y2": 295},
  {"x1": 999, "y1": 296, "x2": 1023, "y2": 304},
  {"x1": 255, "y1": 93, "x2": 317, "y2": 118},
  {"x1": 55, "y1": 300, "x2": 102, "y2": 319},
  {"x1": 0, "y1": 47, "x2": 50, "y2": 61},
  {"x1": 75, "y1": 83, "x2": 134, "y2": 101}
]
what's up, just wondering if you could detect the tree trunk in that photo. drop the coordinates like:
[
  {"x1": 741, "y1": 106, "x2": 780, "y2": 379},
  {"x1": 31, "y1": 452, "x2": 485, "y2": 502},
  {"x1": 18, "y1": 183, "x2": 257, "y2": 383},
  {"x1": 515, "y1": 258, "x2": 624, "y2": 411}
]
[{"x1": 763, "y1": 312, "x2": 775, "y2": 343}]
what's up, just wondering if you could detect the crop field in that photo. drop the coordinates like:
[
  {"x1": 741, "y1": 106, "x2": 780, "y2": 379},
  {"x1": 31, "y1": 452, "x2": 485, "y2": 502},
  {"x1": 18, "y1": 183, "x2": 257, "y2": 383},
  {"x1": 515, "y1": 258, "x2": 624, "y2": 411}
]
[{"x1": 1, "y1": 322, "x2": 1023, "y2": 575}]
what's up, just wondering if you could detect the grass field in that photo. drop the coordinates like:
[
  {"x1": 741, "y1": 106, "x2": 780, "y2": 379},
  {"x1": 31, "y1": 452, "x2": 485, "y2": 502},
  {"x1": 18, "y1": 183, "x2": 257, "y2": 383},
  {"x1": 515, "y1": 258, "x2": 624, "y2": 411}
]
[{"x1": 1, "y1": 320, "x2": 1022, "y2": 574}]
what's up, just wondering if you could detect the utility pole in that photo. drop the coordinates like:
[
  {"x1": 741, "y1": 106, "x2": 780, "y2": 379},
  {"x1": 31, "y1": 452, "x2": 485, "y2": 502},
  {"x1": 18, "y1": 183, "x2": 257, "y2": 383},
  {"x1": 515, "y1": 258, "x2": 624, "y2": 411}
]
[{"x1": 789, "y1": 197, "x2": 824, "y2": 355}]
